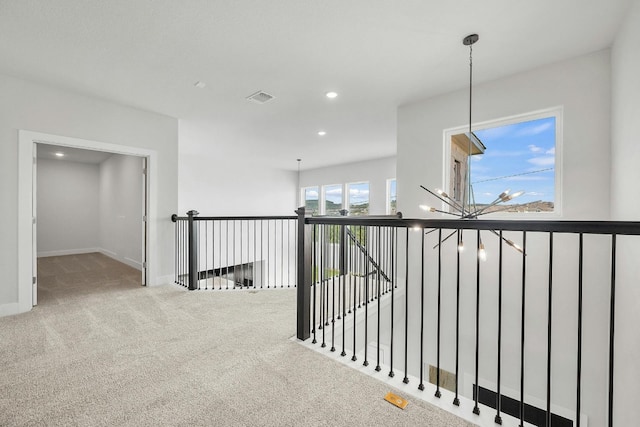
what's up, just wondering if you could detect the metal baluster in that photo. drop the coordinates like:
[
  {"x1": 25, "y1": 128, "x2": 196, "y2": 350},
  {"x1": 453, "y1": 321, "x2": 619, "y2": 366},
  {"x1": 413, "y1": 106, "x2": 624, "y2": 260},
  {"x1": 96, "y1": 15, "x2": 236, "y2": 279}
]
[
  {"x1": 348, "y1": 227, "x2": 352, "y2": 314},
  {"x1": 363, "y1": 226, "x2": 370, "y2": 367},
  {"x1": 253, "y1": 220, "x2": 257, "y2": 289},
  {"x1": 436, "y1": 228, "x2": 443, "y2": 398},
  {"x1": 321, "y1": 225, "x2": 326, "y2": 348},
  {"x1": 351, "y1": 225, "x2": 359, "y2": 362},
  {"x1": 418, "y1": 228, "x2": 425, "y2": 390},
  {"x1": 260, "y1": 220, "x2": 264, "y2": 289},
  {"x1": 228, "y1": 220, "x2": 229, "y2": 289},
  {"x1": 403, "y1": 227, "x2": 410, "y2": 384},
  {"x1": 341, "y1": 230, "x2": 347, "y2": 357},
  {"x1": 204, "y1": 221, "x2": 208, "y2": 290},
  {"x1": 331, "y1": 235, "x2": 336, "y2": 352},
  {"x1": 546, "y1": 232, "x2": 554, "y2": 427},
  {"x1": 312, "y1": 224, "x2": 317, "y2": 344},
  {"x1": 608, "y1": 234, "x2": 617, "y2": 427},
  {"x1": 267, "y1": 220, "x2": 270, "y2": 288},
  {"x1": 576, "y1": 233, "x2": 583, "y2": 427},
  {"x1": 473, "y1": 229, "x2": 481, "y2": 415},
  {"x1": 519, "y1": 231, "x2": 527, "y2": 427},
  {"x1": 287, "y1": 219, "x2": 291, "y2": 287},
  {"x1": 389, "y1": 227, "x2": 396, "y2": 378},
  {"x1": 454, "y1": 229, "x2": 461, "y2": 406},
  {"x1": 376, "y1": 226, "x2": 382, "y2": 372},
  {"x1": 495, "y1": 231, "x2": 504, "y2": 424}
]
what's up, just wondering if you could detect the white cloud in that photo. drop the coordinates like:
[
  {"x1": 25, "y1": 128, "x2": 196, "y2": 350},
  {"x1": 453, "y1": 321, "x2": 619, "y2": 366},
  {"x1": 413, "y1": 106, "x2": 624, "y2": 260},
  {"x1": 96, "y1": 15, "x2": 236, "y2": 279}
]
[
  {"x1": 546, "y1": 147, "x2": 555, "y2": 155},
  {"x1": 325, "y1": 188, "x2": 342, "y2": 195},
  {"x1": 528, "y1": 144, "x2": 543, "y2": 153},
  {"x1": 516, "y1": 121, "x2": 553, "y2": 137},
  {"x1": 482, "y1": 192, "x2": 493, "y2": 196},
  {"x1": 305, "y1": 190, "x2": 319, "y2": 198},
  {"x1": 527, "y1": 191, "x2": 545, "y2": 196},
  {"x1": 528, "y1": 156, "x2": 555, "y2": 167}
]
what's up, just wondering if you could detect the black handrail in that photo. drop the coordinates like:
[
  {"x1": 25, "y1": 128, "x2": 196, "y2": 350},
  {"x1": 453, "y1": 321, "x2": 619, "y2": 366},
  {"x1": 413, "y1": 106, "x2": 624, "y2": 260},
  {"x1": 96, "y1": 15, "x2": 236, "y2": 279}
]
[{"x1": 305, "y1": 216, "x2": 640, "y2": 235}]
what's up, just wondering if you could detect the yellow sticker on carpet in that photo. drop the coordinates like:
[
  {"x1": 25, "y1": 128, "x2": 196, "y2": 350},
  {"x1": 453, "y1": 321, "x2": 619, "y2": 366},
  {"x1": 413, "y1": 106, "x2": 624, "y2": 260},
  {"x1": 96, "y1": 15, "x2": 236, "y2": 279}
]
[{"x1": 384, "y1": 392, "x2": 408, "y2": 409}]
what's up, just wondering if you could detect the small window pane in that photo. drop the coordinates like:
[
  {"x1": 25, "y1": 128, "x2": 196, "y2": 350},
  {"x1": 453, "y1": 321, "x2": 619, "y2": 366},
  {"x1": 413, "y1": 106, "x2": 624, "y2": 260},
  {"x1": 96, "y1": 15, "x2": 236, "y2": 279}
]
[
  {"x1": 472, "y1": 116, "x2": 555, "y2": 213},
  {"x1": 303, "y1": 187, "x2": 319, "y2": 215},
  {"x1": 348, "y1": 182, "x2": 369, "y2": 216},
  {"x1": 388, "y1": 179, "x2": 397, "y2": 215},
  {"x1": 324, "y1": 184, "x2": 342, "y2": 216}
]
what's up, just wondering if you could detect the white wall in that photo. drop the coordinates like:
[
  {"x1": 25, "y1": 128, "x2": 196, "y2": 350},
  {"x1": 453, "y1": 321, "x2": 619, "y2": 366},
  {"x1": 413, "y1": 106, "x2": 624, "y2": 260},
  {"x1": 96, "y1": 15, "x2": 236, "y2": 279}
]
[
  {"x1": 99, "y1": 154, "x2": 144, "y2": 269},
  {"x1": 299, "y1": 156, "x2": 396, "y2": 215},
  {"x1": 0, "y1": 72, "x2": 178, "y2": 316},
  {"x1": 611, "y1": 0, "x2": 640, "y2": 424},
  {"x1": 36, "y1": 159, "x2": 100, "y2": 256},
  {"x1": 398, "y1": 50, "x2": 611, "y2": 221},
  {"x1": 178, "y1": 121, "x2": 297, "y2": 216},
  {"x1": 397, "y1": 51, "x2": 613, "y2": 425}
]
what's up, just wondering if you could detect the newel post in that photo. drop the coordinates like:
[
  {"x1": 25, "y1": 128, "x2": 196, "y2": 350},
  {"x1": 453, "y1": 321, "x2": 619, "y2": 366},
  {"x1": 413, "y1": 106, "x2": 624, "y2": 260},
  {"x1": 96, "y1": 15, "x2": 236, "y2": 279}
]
[
  {"x1": 187, "y1": 210, "x2": 199, "y2": 291},
  {"x1": 296, "y1": 207, "x2": 311, "y2": 340}
]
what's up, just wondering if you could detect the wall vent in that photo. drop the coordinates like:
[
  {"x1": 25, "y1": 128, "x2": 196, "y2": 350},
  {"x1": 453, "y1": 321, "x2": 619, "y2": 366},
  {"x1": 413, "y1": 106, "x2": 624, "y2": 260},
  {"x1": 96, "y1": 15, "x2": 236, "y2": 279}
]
[{"x1": 246, "y1": 90, "x2": 275, "y2": 104}]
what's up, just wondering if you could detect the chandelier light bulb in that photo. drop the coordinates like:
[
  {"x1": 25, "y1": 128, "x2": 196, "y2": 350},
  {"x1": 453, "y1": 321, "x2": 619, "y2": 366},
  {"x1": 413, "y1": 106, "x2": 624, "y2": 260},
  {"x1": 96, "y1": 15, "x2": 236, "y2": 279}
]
[
  {"x1": 506, "y1": 190, "x2": 525, "y2": 201},
  {"x1": 478, "y1": 244, "x2": 487, "y2": 261},
  {"x1": 419, "y1": 205, "x2": 435, "y2": 212},
  {"x1": 458, "y1": 241, "x2": 465, "y2": 252}
]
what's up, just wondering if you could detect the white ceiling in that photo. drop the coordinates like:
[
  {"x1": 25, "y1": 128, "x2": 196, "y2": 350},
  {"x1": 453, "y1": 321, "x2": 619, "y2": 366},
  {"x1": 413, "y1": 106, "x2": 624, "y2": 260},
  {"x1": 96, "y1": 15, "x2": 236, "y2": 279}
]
[{"x1": 0, "y1": 0, "x2": 632, "y2": 170}]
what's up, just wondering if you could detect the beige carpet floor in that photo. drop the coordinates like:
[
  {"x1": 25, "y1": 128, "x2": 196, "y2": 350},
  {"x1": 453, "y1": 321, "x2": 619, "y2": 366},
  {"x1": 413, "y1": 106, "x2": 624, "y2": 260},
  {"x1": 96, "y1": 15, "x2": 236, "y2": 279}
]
[{"x1": 0, "y1": 253, "x2": 473, "y2": 427}]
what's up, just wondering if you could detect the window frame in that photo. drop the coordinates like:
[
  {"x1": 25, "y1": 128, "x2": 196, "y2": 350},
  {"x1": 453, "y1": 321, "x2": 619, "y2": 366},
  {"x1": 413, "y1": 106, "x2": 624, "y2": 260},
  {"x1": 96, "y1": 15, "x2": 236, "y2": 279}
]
[
  {"x1": 301, "y1": 186, "x2": 320, "y2": 215},
  {"x1": 386, "y1": 178, "x2": 397, "y2": 215},
  {"x1": 442, "y1": 106, "x2": 563, "y2": 218},
  {"x1": 346, "y1": 181, "x2": 370, "y2": 216},
  {"x1": 322, "y1": 183, "x2": 344, "y2": 216}
]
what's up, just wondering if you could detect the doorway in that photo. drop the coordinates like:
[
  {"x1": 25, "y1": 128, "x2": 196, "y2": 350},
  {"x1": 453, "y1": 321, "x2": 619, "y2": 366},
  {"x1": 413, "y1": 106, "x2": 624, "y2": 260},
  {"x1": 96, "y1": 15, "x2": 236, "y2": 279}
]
[
  {"x1": 18, "y1": 131, "x2": 158, "y2": 311},
  {"x1": 34, "y1": 144, "x2": 148, "y2": 304}
]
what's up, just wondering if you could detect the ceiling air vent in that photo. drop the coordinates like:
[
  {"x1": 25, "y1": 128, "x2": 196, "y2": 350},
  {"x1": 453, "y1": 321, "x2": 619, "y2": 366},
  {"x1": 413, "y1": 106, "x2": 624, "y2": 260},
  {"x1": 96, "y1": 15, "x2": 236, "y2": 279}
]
[{"x1": 246, "y1": 90, "x2": 275, "y2": 104}]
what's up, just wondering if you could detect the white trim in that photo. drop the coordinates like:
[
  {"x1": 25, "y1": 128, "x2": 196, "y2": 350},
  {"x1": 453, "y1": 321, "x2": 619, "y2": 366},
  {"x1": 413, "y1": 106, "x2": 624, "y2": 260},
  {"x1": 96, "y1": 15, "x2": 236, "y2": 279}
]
[
  {"x1": 442, "y1": 106, "x2": 564, "y2": 219},
  {"x1": 321, "y1": 183, "x2": 343, "y2": 215},
  {"x1": 346, "y1": 180, "x2": 370, "y2": 215},
  {"x1": 301, "y1": 185, "x2": 320, "y2": 214},
  {"x1": 18, "y1": 130, "x2": 159, "y2": 314},
  {"x1": 386, "y1": 178, "x2": 397, "y2": 215},
  {"x1": 37, "y1": 248, "x2": 100, "y2": 258},
  {"x1": 0, "y1": 303, "x2": 21, "y2": 317}
]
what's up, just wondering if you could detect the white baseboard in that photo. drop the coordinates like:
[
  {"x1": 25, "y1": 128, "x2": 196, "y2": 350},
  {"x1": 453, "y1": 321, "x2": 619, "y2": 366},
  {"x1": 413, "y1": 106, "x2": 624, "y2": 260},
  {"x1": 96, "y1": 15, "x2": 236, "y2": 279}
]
[
  {"x1": 97, "y1": 248, "x2": 142, "y2": 271},
  {"x1": 151, "y1": 274, "x2": 174, "y2": 286},
  {"x1": 37, "y1": 248, "x2": 100, "y2": 258},
  {"x1": 0, "y1": 302, "x2": 23, "y2": 317}
]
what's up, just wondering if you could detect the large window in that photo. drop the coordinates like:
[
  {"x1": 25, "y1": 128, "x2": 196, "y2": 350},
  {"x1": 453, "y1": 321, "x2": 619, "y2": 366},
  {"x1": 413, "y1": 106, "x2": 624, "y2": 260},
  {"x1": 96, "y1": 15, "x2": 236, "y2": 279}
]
[
  {"x1": 387, "y1": 179, "x2": 397, "y2": 215},
  {"x1": 446, "y1": 108, "x2": 561, "y2": 214},
  {"x1": 348, "y1": 182, "x2": 369, "y2": 216},
  {"x1": 303, "y1": 186, "x2": 319, "y2": 215},
  {"x1": 323, "y1": 184, "x2": 343, "y2": 216}
]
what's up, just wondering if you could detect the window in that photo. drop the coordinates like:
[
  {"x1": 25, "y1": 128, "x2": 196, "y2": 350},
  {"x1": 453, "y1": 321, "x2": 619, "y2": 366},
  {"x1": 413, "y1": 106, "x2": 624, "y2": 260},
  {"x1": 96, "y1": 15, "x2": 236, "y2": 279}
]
[
  {"x1": 303, "y1": 186, "x2": 319, "y2": 215},
  {"x1": 445, "y1": 108, "x2": 561, "y2": 214},
  {"x1": 323, "y1": 184, "x2": 343, "y2": 216},
  {"x1": 387, "y1": 179, "x2": 397, "y2": 215},
  {"x1": 348, "y1": 182, "x2": 369, "y2": 216}
]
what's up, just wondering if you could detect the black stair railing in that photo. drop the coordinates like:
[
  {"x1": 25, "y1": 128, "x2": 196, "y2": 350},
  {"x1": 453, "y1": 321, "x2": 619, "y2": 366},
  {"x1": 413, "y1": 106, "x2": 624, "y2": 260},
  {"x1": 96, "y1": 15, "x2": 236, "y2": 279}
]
[
  {"x1": 172, "y1": 211, "x2": 298, "y2": 290},
  {"x1": 296, "y1": 211, "x2": 640, "y2": 427}
]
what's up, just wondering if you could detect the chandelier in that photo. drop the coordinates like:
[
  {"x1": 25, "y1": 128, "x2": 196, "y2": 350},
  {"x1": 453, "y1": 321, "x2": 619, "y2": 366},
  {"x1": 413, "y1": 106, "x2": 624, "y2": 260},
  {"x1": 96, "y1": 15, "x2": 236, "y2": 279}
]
[{"x1": 419, "y1": 34, "x2": 525, "y2": 256}]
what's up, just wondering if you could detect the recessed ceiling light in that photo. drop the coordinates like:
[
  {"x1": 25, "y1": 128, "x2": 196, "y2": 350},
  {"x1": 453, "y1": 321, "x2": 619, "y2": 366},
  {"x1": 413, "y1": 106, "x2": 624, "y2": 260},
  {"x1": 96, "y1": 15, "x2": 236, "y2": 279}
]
[
  {"x1": 325, "y1": 91, "x2": 338, "y2": 99},
  {"x1": 194, "y1": 81, "x2": 206, "y2": 89},
  {"x1": 55, "y1": 152, "x2": 65, "y2": 157},
  {"x1": 317, "y1": 131, "x2": 327, "y2": 136}
]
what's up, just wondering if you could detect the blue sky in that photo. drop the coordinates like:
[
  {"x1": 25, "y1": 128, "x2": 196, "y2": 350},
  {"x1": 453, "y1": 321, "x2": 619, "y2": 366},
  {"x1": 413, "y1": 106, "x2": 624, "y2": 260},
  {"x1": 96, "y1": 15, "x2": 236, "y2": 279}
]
[{"x1": 471, "y1": 116, "x2": 555, "y2": 205}]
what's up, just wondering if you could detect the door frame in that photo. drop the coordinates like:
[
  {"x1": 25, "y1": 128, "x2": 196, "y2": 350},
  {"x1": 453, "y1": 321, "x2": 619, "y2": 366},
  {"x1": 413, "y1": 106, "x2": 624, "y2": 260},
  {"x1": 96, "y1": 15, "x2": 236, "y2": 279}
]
[{"x1": 18, "y1": 130, "x2": 158, "y2": 311}]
